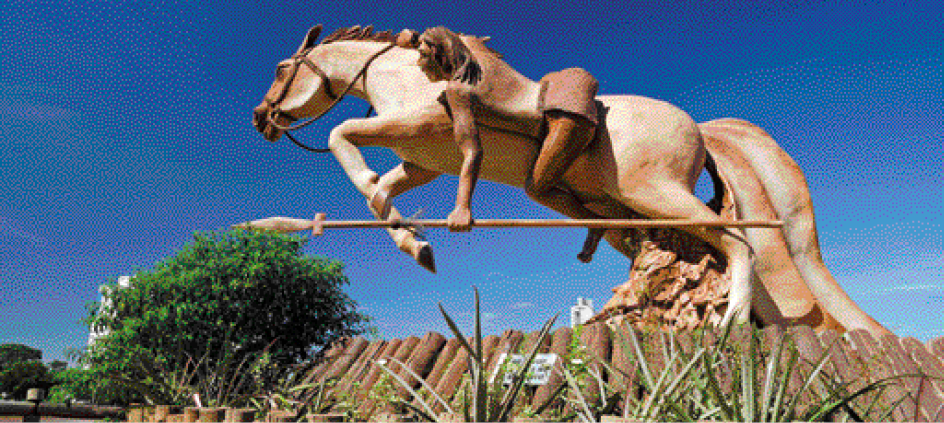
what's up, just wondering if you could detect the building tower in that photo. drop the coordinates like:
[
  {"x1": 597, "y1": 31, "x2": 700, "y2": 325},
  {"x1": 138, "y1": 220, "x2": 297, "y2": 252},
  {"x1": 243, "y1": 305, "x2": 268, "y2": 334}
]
[
  {"x1": 570, "y1": 297, "x2": 594, "y2": 328},
  {"x1": 87, "y1": 275, "x2": 132, "y2": 347}
]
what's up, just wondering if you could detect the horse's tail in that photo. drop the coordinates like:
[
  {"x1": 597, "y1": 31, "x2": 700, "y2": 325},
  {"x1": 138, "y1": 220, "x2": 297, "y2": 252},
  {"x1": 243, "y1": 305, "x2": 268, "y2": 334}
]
[
  {"x1": 703, "y1": 150, "x2": 725, "y2": 215},
  {"x1": 699, "y1": 118, "x2": 891, "y2": 337}
]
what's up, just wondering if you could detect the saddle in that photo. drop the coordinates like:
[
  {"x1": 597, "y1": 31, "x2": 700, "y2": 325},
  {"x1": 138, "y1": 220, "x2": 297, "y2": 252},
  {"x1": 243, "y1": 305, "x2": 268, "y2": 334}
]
[
  {"x1": 436, "y1": 67, "x2": 601, "y2": 143},
  {"x1": 538, "y1": 67, "x2": 600, "y2": 126}
]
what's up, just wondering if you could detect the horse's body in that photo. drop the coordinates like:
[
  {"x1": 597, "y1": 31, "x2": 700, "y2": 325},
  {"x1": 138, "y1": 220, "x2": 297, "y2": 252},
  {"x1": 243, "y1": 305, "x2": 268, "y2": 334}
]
[
  {"x1": 386, "y1": 94, "x2": 704, "y2": 199},
  {"x1": 252, "y1": 26, "x2": 890, "y2": 336}
]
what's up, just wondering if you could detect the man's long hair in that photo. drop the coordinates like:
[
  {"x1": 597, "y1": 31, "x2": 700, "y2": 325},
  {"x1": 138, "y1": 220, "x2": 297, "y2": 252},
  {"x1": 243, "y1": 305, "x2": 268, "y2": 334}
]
[{"x1": 419, "y1": 26, "x2": 482, "y2": 85}]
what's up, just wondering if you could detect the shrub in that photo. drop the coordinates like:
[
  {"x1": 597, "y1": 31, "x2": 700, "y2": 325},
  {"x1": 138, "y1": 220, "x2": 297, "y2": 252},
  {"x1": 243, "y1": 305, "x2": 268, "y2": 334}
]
[{"x1": 80, "y1": 228, "x2": 369, "y2": 405}]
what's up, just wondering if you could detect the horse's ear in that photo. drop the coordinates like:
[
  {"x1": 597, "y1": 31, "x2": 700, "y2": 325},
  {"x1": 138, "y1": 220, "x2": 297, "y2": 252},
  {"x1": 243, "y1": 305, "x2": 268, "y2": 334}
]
[{"x1": 296, "y1": 24, "x2": 323, "y2": 55}]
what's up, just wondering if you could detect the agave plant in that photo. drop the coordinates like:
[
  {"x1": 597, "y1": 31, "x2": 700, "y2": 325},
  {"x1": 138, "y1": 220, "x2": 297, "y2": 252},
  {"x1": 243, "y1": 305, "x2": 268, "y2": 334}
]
[
  {"x1": 562, "y1": 320, "x2": 912, "y2": 422},
  {"x1": 248, "y1": 362, "x2": 335, "y2": 422},
  {"x1": 116, "y1": 334, "x2": 278, "y2": 408},
  {"x1": 374, "y1": 286, "x2": 559, "y2": 422}
]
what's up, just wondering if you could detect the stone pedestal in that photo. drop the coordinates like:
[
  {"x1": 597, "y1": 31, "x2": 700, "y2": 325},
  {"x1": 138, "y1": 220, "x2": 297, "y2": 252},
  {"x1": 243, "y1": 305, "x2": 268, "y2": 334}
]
[{"x1": 590, "y1": 225, "x2": 732, "y2": 331}]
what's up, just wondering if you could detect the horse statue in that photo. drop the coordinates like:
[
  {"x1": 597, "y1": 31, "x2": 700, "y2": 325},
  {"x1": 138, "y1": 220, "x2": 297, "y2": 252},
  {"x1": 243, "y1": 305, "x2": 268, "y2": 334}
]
[{"x1": 250, "y1": 25, "x2": 890, "y2": 337}]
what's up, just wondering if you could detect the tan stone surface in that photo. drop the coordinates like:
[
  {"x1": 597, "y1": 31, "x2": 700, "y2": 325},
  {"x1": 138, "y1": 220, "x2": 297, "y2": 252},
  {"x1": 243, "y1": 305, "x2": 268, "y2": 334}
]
[{"x1": 591, "y1": 240, "x2": 729, "y2": 332}]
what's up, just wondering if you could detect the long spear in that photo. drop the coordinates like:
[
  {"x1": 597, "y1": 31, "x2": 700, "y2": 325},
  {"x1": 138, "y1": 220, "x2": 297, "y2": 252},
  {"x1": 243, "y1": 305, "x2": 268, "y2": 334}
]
[{"x1": 233, "y1": 213, "x2": 783, "y2": 236}]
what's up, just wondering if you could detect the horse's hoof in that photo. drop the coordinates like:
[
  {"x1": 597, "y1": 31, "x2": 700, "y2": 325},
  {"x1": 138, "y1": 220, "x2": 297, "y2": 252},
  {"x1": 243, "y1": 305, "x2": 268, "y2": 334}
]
[
  {"x1": 577, "y1": 252, "x2": 593, "y2": 263},
  {"x1": 415, "y1": 243, "x2": 436, "y2": 273}
]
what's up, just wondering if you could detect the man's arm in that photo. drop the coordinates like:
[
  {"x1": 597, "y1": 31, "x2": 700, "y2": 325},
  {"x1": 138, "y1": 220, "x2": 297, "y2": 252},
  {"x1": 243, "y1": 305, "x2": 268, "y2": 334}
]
[{"x1": 445, "y1": 81, "x2": 482, "y2": 231}]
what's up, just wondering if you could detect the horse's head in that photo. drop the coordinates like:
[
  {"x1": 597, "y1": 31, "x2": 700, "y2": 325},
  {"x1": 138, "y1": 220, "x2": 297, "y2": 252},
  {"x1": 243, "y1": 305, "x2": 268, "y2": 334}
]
[{"x1": 252, "y1": 25, "x2": 336, "y2": 142}]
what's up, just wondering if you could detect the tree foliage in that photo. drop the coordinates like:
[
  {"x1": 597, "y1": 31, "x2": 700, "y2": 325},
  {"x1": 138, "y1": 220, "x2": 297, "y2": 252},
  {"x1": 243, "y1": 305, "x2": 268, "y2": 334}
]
[
  {"x1": 0, "y1": 344, "x2": 42, "y2": 370},
  {"x1": 48, "y1": 360, "x2": 68, "y2": 372},
  {"x1": 0, "y1": 358, "x2": 53, "y2": 400},
  {"x1": 45, "y1": 367, "x2": 102, "y2": 404},
  {"x1": 81, "y1": 228, "x2": 369, "y2": 404}
]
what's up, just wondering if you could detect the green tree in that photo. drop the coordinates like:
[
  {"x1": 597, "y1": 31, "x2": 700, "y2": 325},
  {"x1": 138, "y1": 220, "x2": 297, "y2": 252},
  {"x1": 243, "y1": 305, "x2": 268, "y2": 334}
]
[
  {"x1": 45, "y1": 367, "x2": 98, "y2": 404},
  {"x1": 0, "y1": 361, "x2": 53, "y2": 400},
  {"x1": 0, "y1": 344, "x2": 42, "y2": 370},
  {"x1": 48, "y1": 360, "x2": 68, "y2": 372},
  {"x1": 0, "y1": 344, "x2": 54, "y2": 400},
  {"x1": 81, "y1": 228, "x2": 369, "y2": 404}
]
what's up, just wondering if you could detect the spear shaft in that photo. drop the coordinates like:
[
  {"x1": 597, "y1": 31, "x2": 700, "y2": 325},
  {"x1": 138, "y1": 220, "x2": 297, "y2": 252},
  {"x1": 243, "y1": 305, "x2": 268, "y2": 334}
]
[{"x1": 234, "y1": 214, "x2": 783, "y2": 236}]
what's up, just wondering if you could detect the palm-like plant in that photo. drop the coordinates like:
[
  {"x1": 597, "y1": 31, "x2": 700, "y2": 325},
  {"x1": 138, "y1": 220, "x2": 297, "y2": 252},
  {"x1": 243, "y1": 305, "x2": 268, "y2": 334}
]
[
  {"x1": 563, "y1": 321, "x2": 913, "y2": 422},
  {"x1": 375, "y1": 286, "x2": 559, "y2": 422}
]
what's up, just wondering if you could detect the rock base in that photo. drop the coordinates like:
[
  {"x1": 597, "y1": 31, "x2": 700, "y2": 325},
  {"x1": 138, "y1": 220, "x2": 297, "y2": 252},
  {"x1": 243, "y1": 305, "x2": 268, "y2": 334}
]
[{"x1": 589, "y1": 229, "x2": 733, "y2": 331}]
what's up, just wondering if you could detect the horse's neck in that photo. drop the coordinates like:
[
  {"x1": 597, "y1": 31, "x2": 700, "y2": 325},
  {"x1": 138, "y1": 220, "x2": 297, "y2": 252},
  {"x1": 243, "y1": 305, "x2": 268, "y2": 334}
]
[
  {"x1": 319, "y1": 41, "x2": 543, "y2": 132},
  {"x1": 316, "y1": 42, "x2": 442, "y2": 113}
]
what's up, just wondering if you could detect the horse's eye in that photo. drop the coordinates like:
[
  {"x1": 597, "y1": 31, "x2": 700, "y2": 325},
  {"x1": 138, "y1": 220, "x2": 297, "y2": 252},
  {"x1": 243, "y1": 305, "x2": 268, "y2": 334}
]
[{"x1": 275, "y1": 65, "x2": 289, "y2": 79}]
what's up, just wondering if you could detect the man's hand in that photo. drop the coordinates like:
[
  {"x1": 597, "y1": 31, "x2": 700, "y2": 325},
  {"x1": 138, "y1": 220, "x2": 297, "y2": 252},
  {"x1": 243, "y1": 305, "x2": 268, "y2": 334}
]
[
  {"x1": 444, "y1": 84, "x2": 481, "y2": 234},
  {"x1": 447, "y1": 207, "x2": 473, "y2": 232}
]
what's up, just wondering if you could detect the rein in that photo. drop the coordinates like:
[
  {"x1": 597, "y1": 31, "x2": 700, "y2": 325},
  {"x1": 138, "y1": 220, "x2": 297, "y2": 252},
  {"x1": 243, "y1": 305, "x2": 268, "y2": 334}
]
[{"x1": 265, "y1": 43, "x2": 396, "y2": 152}]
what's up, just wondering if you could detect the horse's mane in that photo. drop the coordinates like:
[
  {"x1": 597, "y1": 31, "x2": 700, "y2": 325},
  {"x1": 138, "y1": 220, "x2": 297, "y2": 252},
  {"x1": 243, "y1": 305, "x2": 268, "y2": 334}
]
[
  {"x1": 459, "y1": 34, "x2": 503, "y2": 59},
  {"x1": 320, "y1": 25, "x2": 397, "y2": 44},
  {"x1": 319, "y1": 25, "x2": 504, "y2": 86},
  {"x1": 319, "y1": 25, "x2": 503, "y2": 59}
]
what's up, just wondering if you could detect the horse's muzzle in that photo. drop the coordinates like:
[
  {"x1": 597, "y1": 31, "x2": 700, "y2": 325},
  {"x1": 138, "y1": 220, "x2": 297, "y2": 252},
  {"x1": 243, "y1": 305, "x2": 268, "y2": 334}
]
[
  {"x1": 252, "y1": 105, "x2": 284, "y2": 142},
  {"x1": 252, "y1": 105, "x2": 267, "y2": 132}
]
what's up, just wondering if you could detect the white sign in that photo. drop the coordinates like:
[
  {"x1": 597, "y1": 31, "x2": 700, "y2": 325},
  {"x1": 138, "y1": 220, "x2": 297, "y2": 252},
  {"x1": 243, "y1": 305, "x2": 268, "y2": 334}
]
[{"x1": 488, "y1": 353, "x2": 558, "y2": 386}]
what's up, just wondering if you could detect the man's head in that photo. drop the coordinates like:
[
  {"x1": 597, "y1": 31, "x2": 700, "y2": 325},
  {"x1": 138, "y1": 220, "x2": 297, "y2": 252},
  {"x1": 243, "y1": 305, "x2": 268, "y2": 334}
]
[{"x1": 417, "y1": 26, "x2": 481, "y2": 85}]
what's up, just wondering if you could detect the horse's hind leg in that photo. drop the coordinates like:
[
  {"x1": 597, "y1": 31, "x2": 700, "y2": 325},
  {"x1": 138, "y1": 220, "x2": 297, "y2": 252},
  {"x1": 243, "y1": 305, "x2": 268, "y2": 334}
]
[
  {"x1": 370, "y1": 162, "x2": 441, "y2": 272},
  {"x1": 617, "y1": 182, "x2": 755, "y2": 325}
]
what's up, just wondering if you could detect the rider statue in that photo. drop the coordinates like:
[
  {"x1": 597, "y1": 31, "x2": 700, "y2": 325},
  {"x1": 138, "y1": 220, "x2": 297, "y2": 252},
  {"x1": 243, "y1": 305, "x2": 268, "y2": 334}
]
[{"x1": 400, "y1": 26, "x2": 606, "y2": 260}]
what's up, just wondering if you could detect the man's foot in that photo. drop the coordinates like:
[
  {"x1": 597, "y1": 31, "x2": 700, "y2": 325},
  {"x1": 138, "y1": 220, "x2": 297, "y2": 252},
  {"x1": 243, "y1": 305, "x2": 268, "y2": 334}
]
[{"x1": 578, "y1": 228, "x2": 605, "y2": 263}]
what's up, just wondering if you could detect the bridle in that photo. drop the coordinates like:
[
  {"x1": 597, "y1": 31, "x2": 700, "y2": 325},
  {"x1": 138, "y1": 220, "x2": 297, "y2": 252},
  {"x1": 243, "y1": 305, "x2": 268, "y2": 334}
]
[{"x1": 263, "y1": 42, "x2": 396, "y2": 152}]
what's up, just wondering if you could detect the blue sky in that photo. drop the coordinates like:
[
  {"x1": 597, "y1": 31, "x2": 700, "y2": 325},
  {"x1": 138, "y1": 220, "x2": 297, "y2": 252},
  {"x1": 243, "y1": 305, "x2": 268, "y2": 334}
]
[{"x1": 1, "y1": 0, "x2": 941, "y2": 364}]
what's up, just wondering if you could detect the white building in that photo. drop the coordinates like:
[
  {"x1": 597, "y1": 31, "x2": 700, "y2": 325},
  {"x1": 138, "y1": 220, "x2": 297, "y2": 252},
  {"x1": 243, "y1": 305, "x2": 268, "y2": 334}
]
[
  {"x1": 570, "y1": 297, "x2": 594, "y2": 328},
  {"x1": 87, "y1": 275, "x2": 133, "y2": 347}
]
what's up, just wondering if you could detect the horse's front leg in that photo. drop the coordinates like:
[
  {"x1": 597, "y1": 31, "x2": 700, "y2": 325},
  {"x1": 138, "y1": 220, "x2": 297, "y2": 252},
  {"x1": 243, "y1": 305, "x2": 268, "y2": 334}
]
[
  {"x1": 370, "y1": 162, "x2": 441, "y2": 272},
  {"x1": 327, "y1": 112, "x2": 449, "y2": 272}
]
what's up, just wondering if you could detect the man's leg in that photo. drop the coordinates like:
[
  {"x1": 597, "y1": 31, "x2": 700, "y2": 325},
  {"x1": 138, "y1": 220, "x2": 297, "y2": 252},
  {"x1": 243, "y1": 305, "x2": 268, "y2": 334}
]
[{"x1": 526, "y1": 110, "x2": 607, "y2": 261}]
